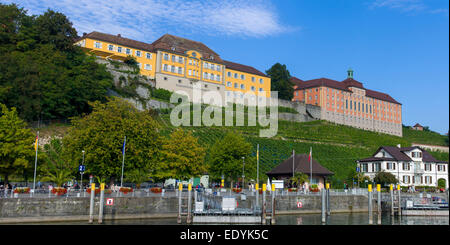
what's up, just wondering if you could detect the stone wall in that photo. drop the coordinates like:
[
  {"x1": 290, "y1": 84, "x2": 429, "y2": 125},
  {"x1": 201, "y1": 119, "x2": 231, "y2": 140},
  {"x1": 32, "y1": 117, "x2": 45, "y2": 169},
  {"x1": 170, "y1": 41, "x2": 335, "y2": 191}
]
[{"x1": 0, "y1": 194, "x2": 369, "y2": 222}]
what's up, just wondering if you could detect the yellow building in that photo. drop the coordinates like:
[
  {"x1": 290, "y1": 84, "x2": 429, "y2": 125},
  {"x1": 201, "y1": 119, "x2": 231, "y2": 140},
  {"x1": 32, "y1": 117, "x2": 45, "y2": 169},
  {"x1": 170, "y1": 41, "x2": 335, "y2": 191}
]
[{"x1": 75, "y1": 32, "x2": 271, "y2": 102}]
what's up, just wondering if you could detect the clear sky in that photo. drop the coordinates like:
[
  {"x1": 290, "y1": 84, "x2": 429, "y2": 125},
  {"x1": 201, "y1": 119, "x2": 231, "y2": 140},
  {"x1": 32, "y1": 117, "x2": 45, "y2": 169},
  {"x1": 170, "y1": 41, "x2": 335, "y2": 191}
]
[{"x1": 7, "y1": 0, "x2": 449, "y2": 134}]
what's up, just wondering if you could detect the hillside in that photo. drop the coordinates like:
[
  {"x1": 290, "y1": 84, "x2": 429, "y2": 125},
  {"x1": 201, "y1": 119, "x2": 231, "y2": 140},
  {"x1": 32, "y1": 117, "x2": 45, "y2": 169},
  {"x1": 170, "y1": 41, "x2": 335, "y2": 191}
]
[{"x1": 32, "y1": 107, "x2": 449, "y2": 188}]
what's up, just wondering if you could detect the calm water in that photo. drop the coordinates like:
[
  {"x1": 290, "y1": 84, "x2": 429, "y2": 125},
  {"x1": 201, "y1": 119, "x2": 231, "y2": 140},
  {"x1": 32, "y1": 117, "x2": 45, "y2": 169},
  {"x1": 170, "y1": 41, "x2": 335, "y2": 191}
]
[{"x1": 20, "y1": 213, "x2": 449, "y2": 225}]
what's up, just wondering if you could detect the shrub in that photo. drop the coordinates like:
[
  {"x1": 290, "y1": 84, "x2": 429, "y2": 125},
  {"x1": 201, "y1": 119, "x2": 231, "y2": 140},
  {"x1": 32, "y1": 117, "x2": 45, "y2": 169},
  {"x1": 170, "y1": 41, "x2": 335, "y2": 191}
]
[
  {"x1": 151, "y1": 88, "x2": 173, "y2": 102},
  {"x1": 52, "y1": 187, "x2": 67, "y2": 195},
  {"x1": 232, "y1": 188, "x2": 242, "y2": 193},
  {"x1": 150, "y1": 187, "x2": 162, "y2": 193},
  {"x1": 120, "y1": 187, "x2": 133, "y2": 194},
  {"x1": 14, "y1": 187, "x2": 30, "y2": 194}
]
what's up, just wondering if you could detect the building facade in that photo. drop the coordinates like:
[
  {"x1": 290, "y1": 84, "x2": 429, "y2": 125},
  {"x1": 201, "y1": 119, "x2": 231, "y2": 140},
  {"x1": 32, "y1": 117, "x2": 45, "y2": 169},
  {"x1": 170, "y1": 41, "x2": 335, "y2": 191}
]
[
  {"x1": 74, "y1": 32, "x2": 271, "y2": 104},
  {"x1": 357, "y1": 146, "x2": 448, "y2": 188},
  {"x1": 291, "y1": 69, "x2": 402, "y2": 136}
]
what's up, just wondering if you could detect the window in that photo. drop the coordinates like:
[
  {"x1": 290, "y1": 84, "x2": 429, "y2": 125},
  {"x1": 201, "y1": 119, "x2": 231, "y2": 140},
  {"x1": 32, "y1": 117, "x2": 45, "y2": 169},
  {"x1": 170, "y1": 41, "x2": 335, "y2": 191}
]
[
  {"x1": 126, "y1": 48, "x2": 131, "y2": 55},
  {"x1": 251, "y1": 86, "x2": 255, "y2": 91},
  {"x1": 171, "y1": 66, "x2": 175, "y2": 73},
  {"x1": 259, "y1": 88, "x2": 263, "y2": 92},
  {"x1": 144, "y1": 64, "x2": 152, "y2": 70},
  {"x1": 374, "y1": 163, "x2": 381, "y2": 172},
  {"x1": 234, "y1": 83, "x2": 238, "y2": 88},
  {"x1": 227, "y1": 72, "x2": 231, "y2": 77},
  {"x1": 178, "y1": 56, "x2": 183, "y2": 63},
  {"x1": 178, "y1": 67, "x2": 182, "y2": 74},
  {"x1": 234, "y1": 73, "x2": 238, "y2": 79},
  {"x1": 108, "y1": 44, "x2": 114, "y2": 51},
  {"x1": 163, "y1": 64, "x2": 168, "y2": 71},
  {"x1": 240, "y1": 84, "x2": 245, "y2": 90},
  {"x1": 188, "y1": 69, "x2": 192, "y2": 76},
  {"x1": 361, "y1": 163, "x2": 368, "y2": 172},
  {"x1": 164, "y1": 54, "x2": 169, "y2": 60},
  {"x1": 241, "y1": 74, "x2": 245, "y2": 80},
  {"x1": 217, "y1": 65, "x2": 221, "y2": 72},
  {"x1": 137, "y1": 63, "x2": 141, "y2": 69},
  {"x1": 94, "y1": 42, "x2": 102, "y2": 48},
  {"x1": 117, "y1": 47, "x2": 122, "y2": 53},
  {"x1": 252, "y1": 77, "x2": 255, "y2": 82},
  {"x1": 216, "y1": 75, "x2": 221, "y2": 81},
  {"x1": 259, "y1": 78, "x2": 263, "y2": 84},
  {"x1": 296, "y1": 91, "x2": 299, "y2": 96},
  {"x1": 204, "y1": 62, "x2": 208, "y2": 68},
  {"x1": 425, "y1": 164, "x2": 432, "y2": 171},
  {"x1": 146, "y1": 53, "x2": 152, "y2": 59},
  {"x1": 135, "y1": 50, "x2": 141, "y2": 57},
  {"x1": 402, "y1": 163, "x2": 410, "y2": 171},
  {"x1": 171, "y1": 55, "x2": 176, "y2": 62},
  {"x1": 227, "y1": 82, "x2": 232, "y2": 87},
  {"x1": 203, "y1": 72, "x2": 208, "y2": 79},
  {"x1": 211, "y1": 64, "x2": 215, "y2": 70},
  {"x1": 189, "y1": 59, "x2": 192, "y2": 65}
]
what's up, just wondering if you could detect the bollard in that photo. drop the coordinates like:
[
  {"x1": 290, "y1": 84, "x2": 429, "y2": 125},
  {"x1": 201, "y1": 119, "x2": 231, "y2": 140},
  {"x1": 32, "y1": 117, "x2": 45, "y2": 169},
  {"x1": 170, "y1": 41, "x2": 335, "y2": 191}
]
[
  {"x1": 397, "y1": 184, "x2": 402, "y2": 217},
  {"x1": 89, "y1": 183, "x2": 95, "y2": 224},
  {"x1": 187, "y1": 184, "x2": 192, "y2": 224},
  {"x1": 321, "y1": 189, "x2": 326, "y2": 223},
  {"x1": 271, "y1": 184, "x2": 276, "y2": 225},
  {"x1": 255, "y1": 183, "x2": 259, "y2": 210},
  {"x1": 390, "y1": 184, "x2": 394, "y2": 216},
  {"x1": 368, "y1": 184, "x2": 373, "y2": 225},
  {"x1": 177, "y1": 183, "x2": 182, "y2": 224},
  {"x1": 262, "y1": 184, "x2": 266, "y2": 225},
  {"x1": 326, "y1": 183, "x2": 330, "y2": 216},
  {"x1": 98, "y1": 183, "x2": 105, "y2": 224},
  {"x1": 377, "y1": 184, "x2": 381, "y2": 225}
]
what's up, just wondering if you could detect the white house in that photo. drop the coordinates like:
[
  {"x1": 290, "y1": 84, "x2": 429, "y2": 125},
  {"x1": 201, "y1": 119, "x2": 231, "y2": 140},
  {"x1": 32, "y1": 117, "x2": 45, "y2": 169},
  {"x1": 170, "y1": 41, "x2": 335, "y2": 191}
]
[{"x1": 357, "y1": 145, "x2": 448, "y2": 188}]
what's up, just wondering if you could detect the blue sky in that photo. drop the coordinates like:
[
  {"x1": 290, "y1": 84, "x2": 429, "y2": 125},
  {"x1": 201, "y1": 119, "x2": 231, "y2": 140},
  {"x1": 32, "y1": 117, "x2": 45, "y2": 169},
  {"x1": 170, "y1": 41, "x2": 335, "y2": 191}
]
[{"x1": 6, "y1": 0, "x2": 449, "y2": 134}]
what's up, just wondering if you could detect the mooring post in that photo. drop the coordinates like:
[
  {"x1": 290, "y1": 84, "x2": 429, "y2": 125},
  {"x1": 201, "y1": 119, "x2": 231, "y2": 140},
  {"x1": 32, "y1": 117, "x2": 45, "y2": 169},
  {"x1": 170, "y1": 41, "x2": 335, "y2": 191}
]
[
  {"x1": 377, "y1": 184, "x2": 381, "y2": 225},
  {"x1": 326, "y1": 183, "x2": 330, "y2": 216},
  {"x1": 390, "y1": 184, "x2": 394, "y2": 216},
  {"x1": 368, "y1": 184, "x2": 373, "y2": 225},
  {"x1": 177, "y1": 183, "x2": 182, "y2": 224},
  {"x1": 321, "y1": 188, "x2": 326, "y2": 223},
  {"x1": 397, "y1": 184, "x2": 402, "y2": 217},
  {"x1": 255, "y1": 183, "x2": 259, "y2": 210},
  {"x1": 271, "y1": 184, "x2": 276, "y2": 225},
  {"x1": 187, "y1": 183, "x2": 192, "y2": 224},
  {"x1": 98, "y1": 183, "x2": 105, "y2": 224},
  {"x1": 88, "y1": 183, "x2": 95, "y2": 224},
  {"x1": 262, "y1": 184, "x2": 266, "y2": 225}
]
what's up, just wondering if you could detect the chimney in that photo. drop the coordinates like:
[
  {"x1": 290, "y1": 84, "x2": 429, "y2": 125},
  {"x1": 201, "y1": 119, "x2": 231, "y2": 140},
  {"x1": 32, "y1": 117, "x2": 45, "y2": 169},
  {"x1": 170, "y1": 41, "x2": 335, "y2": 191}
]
[
  {"x1": 82, "y1": 32, "x2": 87, "y2": 36},
  {"x1": 397, "y1": 144, "x2": 401, "y2": 148},
  {"x1": 117, "y1": 34, "x2": 121, "y2": 37}
]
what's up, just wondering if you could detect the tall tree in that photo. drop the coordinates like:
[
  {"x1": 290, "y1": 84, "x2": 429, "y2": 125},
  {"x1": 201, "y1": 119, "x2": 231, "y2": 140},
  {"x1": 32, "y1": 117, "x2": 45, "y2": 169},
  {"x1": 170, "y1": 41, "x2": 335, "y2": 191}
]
[
  {"x1": 39, "y1": 138, "x2": 74, "y2": 187},
  {"x1": 0, "y1": 4, "x2": 113, "y2": 122},
  {"x1": 62, "y1": 98, "x2": 162, "y2": 185},
  {"x1": 266, "y1": 63, "x2": 294, "y2": 100},
  {"x1": 156, "y1": 129, "x2": 206, "y2": 181},
  {"x1": 208, "y1": 132, "x2": 253, "y2": 183},
  {"x1": 0, "y1": 104, "x2": 35, "y2": 184}
]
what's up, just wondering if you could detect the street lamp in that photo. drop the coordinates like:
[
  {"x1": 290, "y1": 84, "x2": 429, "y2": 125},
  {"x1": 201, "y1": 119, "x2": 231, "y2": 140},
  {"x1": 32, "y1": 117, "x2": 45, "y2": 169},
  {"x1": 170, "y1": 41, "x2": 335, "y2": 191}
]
[{"x1": 242, "y1": 157, "x2": 245, "y2": 190}]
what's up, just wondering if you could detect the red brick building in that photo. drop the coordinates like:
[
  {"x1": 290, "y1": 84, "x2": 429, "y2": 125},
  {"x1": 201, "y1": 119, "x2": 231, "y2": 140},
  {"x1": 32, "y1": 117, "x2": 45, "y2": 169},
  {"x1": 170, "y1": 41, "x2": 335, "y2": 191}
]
[{"x1": 291, "y1": 69, "x2": 402, "y2": 136}]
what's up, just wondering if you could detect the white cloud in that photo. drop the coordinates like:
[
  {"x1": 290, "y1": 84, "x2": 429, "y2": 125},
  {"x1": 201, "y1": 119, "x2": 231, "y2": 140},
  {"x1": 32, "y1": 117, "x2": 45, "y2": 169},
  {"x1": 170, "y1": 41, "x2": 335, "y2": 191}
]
[
  {"x1": 8, "y1": 0, "x2": 291, "y2": 41},
  {"x1": 369, "y1": 0, "x2": 448, "y2": 14}
]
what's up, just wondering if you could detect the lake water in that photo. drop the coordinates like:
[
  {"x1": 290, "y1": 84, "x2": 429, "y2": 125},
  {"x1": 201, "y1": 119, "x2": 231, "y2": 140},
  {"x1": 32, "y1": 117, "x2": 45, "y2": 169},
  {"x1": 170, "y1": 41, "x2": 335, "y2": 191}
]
[{"x1": 20, "y1": 213, "x2": 449, "y2": 225}]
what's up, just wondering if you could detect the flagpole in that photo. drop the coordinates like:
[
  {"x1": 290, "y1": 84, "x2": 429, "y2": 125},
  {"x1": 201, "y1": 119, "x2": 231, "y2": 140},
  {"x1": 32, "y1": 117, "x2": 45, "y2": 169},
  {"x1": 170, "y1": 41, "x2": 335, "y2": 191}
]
[
  {"x1": 257, "y1": 144, "x2": 259, "y2": 186},
  {"x1": 120, "y1": 136, "x2": 126, "y2": 188},
  {"x1": 33, "y1": 131, "x2": 39, "y2": 194},
  {"x1": 292, "y1": 149, "x2": 295, "y2": 178},
  {"x1": 310, "y1": 147, "x2": 312, "y2": 184}
]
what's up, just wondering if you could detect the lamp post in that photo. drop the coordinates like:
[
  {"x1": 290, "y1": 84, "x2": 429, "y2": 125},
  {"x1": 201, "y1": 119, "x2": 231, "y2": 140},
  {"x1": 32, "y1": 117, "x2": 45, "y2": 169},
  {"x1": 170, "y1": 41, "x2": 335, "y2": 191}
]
[{"x1": 242, "y1": 157, "x2": 245, "y2": 190}]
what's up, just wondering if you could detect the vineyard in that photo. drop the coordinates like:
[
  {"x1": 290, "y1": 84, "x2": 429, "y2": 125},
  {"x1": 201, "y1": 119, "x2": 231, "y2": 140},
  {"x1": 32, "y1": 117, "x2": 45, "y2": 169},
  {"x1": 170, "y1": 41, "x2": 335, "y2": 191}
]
[{"x1": 158, "y1": 109, "x2": 449, "y2": 188}]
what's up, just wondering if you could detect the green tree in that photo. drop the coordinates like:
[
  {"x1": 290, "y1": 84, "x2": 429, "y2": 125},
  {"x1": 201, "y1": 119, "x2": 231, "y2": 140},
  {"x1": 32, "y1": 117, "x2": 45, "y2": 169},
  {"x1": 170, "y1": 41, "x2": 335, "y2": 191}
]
[
  {"x1": 62, "y1": 98, "x2": 162, "y2": 186},
  {"x1": 266, "y1": 63, "x2": 294, "y2": 100},
  {"x1": 0, "y1": 4, "x2": 113, "y2": 121},
  {"x1": 373, "y1": 171, "x2": 398, "y2": 187},
  {"x1": 156, "y1": 129, "x2": 206, "y2": 181},
  {"x1": 125, "y1": 168, "x2": 151, "y2": 189},
  {"x1": 290, "y1": 172, "x2": 309, "y2": 187},
  {"x1": 0, "y1": 104, "x2": 35, "y2": 184},
  {"x1": 208, "y1": 132, "x2": 252, "y2": 184},
  {"x1": 39, "y1": 138, "x2": 74, "y2": 187}
]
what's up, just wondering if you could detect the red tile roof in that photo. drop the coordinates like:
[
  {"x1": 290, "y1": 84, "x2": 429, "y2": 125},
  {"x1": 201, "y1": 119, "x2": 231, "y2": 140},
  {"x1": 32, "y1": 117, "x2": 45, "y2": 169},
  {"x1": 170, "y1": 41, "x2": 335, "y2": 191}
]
[
  {"x1": 78, "y1": 31, "x2": 155, "y2": 53},
  {"x1": 359, "y1": 146, "x2": 448, "y2": 163},
  {"x1": 222, "y1": 60, "x2": 268, "y2": 78},
  {"x1": 151, "y1": 34, "x2": 222, "y2": 62},
  {"x1": 291, "y1": 77, "x2": 401, "y2": 105}
]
